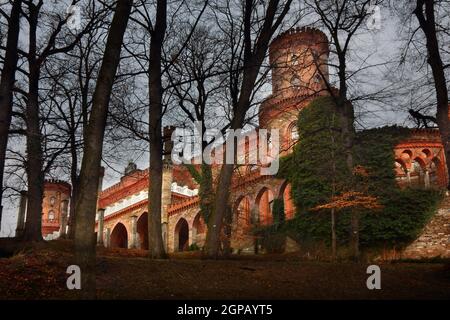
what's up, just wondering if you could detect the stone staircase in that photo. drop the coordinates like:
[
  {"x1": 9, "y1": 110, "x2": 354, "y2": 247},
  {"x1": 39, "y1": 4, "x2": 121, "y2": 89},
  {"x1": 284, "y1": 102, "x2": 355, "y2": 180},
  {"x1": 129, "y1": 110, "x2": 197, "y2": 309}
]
[{"x1": 402, "y1": 194, "x2": 450, "y2": 259}]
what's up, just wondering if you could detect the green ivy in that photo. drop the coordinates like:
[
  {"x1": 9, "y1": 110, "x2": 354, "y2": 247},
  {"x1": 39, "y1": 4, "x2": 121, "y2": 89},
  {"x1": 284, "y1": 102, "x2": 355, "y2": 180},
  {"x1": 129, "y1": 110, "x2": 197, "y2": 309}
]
[{"x1": 277, "y1": 97, "x2": 443, "y2": 249}]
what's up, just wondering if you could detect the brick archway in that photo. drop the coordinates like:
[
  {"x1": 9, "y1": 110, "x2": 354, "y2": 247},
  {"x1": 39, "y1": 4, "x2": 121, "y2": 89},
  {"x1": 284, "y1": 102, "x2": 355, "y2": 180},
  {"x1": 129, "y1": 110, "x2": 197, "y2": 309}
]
[
  {"x1": 137, "y1": 212, "x2": 148, "y2": 250},
  {"x1": 174, "y1": 218, "x2": 189, "y2": 252},
  {"x1": 110, "y1": 222, "x2": 128, "y2": 248},
  {"x1": 279, "y1": 181, "x2": 295, "y2": 220},
  {"x1": 255, "y1": 187, "x2": 274, "y2": 225}
]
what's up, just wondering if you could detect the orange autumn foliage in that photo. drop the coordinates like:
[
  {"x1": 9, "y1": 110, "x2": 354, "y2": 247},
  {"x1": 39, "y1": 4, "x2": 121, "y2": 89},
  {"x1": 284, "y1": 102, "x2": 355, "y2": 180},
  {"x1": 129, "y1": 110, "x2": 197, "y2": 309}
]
[{"x1": 311, "y1": 191, "x2": 384, "y2": 211}]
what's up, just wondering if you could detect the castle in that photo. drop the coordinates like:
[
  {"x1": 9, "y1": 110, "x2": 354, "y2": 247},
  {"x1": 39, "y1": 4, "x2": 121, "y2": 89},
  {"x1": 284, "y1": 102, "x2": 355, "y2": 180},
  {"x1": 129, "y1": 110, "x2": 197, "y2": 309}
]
[{"x1": 34, "y1": 27, "x2": 447, "y2": 254}]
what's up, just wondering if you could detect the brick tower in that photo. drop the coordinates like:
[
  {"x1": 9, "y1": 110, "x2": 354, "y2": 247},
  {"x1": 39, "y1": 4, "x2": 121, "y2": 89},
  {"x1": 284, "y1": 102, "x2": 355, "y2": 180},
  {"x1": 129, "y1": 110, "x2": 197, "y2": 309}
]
[
  {"x1": 42, "y1": 179, "x2": 71, "y2": 238},
  {"x1": 260, "y1": 27, "x2": 330, "y2": 153}
]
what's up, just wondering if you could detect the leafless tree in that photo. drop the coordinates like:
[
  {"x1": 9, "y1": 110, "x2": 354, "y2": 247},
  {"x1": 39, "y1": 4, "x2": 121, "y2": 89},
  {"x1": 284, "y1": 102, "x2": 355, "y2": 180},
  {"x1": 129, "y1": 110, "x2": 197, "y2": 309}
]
[
  {"x1": 73, "y1": 0, "x2": 133, "y2": 297},
  {"x1": 0, "y1": 0, "x2": 22, "y2": 233}
]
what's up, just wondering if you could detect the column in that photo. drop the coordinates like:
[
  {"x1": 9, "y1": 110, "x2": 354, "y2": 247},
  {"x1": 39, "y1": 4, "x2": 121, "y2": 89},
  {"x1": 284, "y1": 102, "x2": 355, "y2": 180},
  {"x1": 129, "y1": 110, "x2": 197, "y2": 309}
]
[
  {"x1": 97, "y1": 208, "x2": 105, "y2": 246},
  {"x1": 130, "y1": 215, "x2": 138, "y2": 248},
  {"x1": 424, "y1": 169, "x2": 430, "y2": 189},
  {"x1": 96, "y1": 166, "x2": 105, "y2": 212},
  {"x1": 15, "y1": 190, "x2": 27, "y2": 238},
  {"x1": 59, "y1": 199, "x2": 69, "y2": 238},
  {"x1": 105, "y1": 228, "x2": 111, "y2": 248},
  {"x1": 161, "y1": 160, "x2": 173, "y2": 251}
]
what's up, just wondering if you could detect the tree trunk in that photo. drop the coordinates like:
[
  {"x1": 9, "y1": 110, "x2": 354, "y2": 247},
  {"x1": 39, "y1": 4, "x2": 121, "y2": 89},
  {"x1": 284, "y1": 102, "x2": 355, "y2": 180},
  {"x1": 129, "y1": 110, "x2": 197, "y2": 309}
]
[
  {"x1": 222, "y1": 204, "x2": 233, "y2": 257},
  {"x1": 204, "y1": 163, "x2": 234, "y2": 258},
  {"x1": 66, "y1": 118, "x2": 79, "y2": 239},
  {"x1": 0, "y1": 0, "x2": 22, "y2": 231},
  {"x1": 350, "y1": 210, "x2": 359, "y2": 261},
  {"x1": 147, "y1": 0, "x2": 167, "y2": 259},
  {"x1": 73, "y1": 0, "x2": 132, "y2": 298},
  {"x1": 331, "y1": 209, "x2": 336, "y2": 261},
  {"x1": 23, "y1": 6, "x2": 43, "y2": 242},
  {"x1": 414, "y1": 0, "x2": 450, "y2": 189}
]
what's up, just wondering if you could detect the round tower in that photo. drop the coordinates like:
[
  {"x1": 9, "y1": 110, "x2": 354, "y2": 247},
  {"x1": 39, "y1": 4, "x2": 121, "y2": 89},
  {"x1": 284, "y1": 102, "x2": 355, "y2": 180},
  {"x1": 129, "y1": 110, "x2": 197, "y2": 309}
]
[
  {"x1": 42, "y1": 179, "x2": 71, "y2": 238},
  {"x1": 259, "y1": 27, "x2": 329, "y2": 154},
  {"x1": 269, "y1": 26, "x2": 329, "y2": 99}
]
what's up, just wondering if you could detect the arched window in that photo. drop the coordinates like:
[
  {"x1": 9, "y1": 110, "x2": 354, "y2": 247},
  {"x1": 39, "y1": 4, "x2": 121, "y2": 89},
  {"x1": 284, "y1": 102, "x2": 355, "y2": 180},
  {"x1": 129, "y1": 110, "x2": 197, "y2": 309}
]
[
  {"x1": 290, "y1": 76, "x2": 301, "y2": 88},
  {"x1": 290, "y1": 124, "x2": 299, "y2": 141},
  {"x1": 313, "y1": 73, "x2": 322, "y2": 83},
  {"x1": 48, "y1": 210, "x2": 55, "y2": 221}
]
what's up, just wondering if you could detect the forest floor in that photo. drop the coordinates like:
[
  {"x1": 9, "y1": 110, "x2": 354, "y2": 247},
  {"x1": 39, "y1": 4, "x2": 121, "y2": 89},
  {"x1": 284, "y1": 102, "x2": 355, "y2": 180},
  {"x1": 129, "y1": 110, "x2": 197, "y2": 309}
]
[{"x1": 0, "y1": 239, "x2": 449, "y2": 300}]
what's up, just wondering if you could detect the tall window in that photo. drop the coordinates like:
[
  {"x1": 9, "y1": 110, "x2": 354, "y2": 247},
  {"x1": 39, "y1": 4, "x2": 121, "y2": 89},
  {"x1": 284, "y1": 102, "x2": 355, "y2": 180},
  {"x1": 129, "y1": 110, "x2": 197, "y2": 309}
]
[
  {"x1": 290, "y1": 123, "x2": 299, "y2": 141},
  {"x1": 48, "y1": 210, "x2": 55, "y2": 221}
]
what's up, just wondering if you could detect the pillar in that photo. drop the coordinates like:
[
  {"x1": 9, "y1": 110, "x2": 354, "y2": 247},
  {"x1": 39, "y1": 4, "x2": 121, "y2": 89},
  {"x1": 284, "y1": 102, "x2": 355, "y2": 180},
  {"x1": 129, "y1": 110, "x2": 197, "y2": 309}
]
[
  {"x1": 96, "y1": 166, "x2": 105, "y2": 211},
  {"x1": 406, "y1": 168, "x2": 411, "y2": 185},
  {"x1": 161, "y1": 161, "x2": 173, "y2": 251},
  {"x1": 97, "y1": 208, "x2": 105, "y2": 246},
  {"x1": 424, "y1": 169, "x2": 430, "y2": 189},
  {"x1": 130, "y1": 215, "x2": 138, "y2": 248},
  {"x1": 15, "y1": 190, "x2": 27, "y2": 238},
  {"x1": 59, "y1": 199, "x2": 69, "y2": 238},
  {"x1": 105, "y1": 227, "x2": 111, "y2": 248}
]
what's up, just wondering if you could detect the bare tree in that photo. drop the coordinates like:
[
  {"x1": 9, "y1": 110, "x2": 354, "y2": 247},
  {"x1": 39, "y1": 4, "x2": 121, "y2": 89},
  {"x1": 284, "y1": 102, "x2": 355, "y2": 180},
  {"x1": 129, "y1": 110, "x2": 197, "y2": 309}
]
[
  {"x1": 413, "y1": 0, "x2": 450, "y2": 188},
  {"x1": 0, "y1": 0, "x2": 22, "y2": 233},
  {"x1": 73, "y1": 0, "x2": 132, "y2": 297}
]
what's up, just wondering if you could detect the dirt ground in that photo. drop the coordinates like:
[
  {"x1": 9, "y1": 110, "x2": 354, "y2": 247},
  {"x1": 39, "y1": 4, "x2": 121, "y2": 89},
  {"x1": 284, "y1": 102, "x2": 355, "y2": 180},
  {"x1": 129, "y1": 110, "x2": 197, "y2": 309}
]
[{"x1": 0, "y1": 240, "x2": 449, "y2": 300}]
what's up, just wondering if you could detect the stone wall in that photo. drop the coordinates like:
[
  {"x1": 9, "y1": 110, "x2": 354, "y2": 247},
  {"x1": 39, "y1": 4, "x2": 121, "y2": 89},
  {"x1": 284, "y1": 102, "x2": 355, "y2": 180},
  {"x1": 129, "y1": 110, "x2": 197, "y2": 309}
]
[{"x1": 401, "y1": 196, "x2": 450, "y2": 259}]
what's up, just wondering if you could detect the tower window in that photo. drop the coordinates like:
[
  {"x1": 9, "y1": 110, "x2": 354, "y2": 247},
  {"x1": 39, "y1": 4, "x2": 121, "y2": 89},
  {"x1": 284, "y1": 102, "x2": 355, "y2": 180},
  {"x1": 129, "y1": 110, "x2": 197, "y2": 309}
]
[
  {"x1": 290, "y1": 76, "x2": 302, "y2": 88},
  {"x1": 291, "y1": 54, "x2": 300, "y2": 66},
  {"x1": 313, "y1": 73, "x2": 322, "y2": 83},
  {"x1": 48, "y1": 210, "x2": 55, "y2": 221},
  {"x1": 50, "y1": 196, "x2": 56, "y2": 206},
  {"x1": 289, "y1": 123, "x2": 299, "y2": 141}
]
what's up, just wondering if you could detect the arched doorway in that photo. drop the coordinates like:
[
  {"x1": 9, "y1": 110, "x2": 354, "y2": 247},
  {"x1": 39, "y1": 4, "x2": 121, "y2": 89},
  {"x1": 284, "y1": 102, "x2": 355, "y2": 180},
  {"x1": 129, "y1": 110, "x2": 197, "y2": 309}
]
[
  {"x1": 137, "y1": 212, "x2": 148, "y2": 250},
  {"x1": 411, "y1": 158, "x2": 426, "y2": 187},
  {"x1": 110, "y1": 223, "x2": 128, "y2": 248},
  {"x1": 174, "y1": 218, "x2": 189, "y2": 252},
  {"x1": 256, "y1": 187, "x2": 274, "y2": 225},
  {"x1": 394, "y1": 159, "x2": 409, "y2": 187},
  {"x1": 279, "y1": 182, "x2": 295, "y2": 220}
]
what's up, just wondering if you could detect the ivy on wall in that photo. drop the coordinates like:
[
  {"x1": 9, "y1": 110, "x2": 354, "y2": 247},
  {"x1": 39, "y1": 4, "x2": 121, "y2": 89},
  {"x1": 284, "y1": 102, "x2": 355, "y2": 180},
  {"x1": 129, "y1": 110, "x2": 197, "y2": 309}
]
[{"x1": 275, "y1": 97, "x2": 442, "y2": 249}]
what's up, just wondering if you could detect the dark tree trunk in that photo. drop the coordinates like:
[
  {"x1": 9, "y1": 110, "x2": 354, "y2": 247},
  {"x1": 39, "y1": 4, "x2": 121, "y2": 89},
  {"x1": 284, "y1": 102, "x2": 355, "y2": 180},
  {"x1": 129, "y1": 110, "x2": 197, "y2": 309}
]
[
  {"x1": 147, "y1": 0, "x2": 167, "y2": 259},
  {"x1": 23, "y1": 5, "x2": 43, "y2": 242},
  {"x1": 0, "y1": 0, "x2": 22, "y2": 231},
  {"x1": 414, "y1": 0, "x2": 450, "y2": 189},
  {"x1": 73, "y1": 0, "x2": 132, "y2": 298}
]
